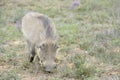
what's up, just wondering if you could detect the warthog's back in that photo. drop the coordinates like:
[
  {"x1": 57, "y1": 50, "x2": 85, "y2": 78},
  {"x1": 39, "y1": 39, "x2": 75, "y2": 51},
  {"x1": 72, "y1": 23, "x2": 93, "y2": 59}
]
[{"x1": 21, "y1": 12, "x2": 57, "y2": 44}]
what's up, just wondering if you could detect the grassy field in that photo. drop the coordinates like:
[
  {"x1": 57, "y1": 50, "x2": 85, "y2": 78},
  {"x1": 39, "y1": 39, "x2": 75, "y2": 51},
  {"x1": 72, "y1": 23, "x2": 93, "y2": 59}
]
[{"x1": 0, "y1": 0, "x2": 120, "y2": 80}]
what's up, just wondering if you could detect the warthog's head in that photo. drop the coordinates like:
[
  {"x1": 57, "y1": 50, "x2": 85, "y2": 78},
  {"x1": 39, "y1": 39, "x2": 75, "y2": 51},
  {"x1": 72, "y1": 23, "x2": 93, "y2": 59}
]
[{"x1": 36, "y1": 41, "x2": 58, "y2": 72}]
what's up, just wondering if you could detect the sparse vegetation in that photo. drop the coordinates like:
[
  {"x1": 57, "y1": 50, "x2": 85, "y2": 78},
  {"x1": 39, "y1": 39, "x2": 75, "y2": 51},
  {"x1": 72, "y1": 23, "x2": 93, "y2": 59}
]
[
  {"x1": 0, "y1": 0, "x2": 120, "y2": 80},
  {"x1": 0, "y1": 70, "x2": 21, "y2": 80},
  {"x1": 59, "y1": 54, "x2": 95, "y2": 79}
]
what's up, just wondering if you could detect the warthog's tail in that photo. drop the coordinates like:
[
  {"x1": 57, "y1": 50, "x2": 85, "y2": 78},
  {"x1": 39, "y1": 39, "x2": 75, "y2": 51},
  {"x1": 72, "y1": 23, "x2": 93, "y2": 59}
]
[{"x1": 15, "y1": 18, "x2": 22, "y2": 32}]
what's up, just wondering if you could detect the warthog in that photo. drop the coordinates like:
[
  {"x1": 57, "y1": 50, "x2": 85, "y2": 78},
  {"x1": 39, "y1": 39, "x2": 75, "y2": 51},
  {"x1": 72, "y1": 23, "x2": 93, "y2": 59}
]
[{"x1": 17, "y1": 12, "x2": 59, "y2": 72}]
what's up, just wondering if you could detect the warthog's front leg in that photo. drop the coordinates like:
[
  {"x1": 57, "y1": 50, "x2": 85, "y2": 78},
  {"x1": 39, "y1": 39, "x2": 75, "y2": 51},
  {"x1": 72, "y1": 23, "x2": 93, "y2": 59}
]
[
  {"x1": 26, "y1": 40, "x2": 36, "y2": 62},
  {"x1": 33, "y1": 54, "x2": 42, "y2": 74}
]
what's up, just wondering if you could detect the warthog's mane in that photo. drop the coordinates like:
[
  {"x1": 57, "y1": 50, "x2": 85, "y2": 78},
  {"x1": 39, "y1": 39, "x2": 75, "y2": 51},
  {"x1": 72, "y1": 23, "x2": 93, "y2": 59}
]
[{"x1": 37, "y1": 16, "x2": 57, "y2": 40}]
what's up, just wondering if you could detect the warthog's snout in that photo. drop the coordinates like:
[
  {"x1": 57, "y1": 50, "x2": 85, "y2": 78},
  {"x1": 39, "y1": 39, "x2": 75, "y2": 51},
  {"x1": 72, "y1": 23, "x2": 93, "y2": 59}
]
[{"x1": 43, "y1": 61, "x2": 57, "y2": 72}]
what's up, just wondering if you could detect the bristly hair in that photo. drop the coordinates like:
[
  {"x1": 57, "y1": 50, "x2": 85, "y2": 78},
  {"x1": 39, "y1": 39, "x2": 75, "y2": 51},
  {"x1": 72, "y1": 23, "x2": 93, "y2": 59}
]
[{"x1": 37, "y1": 16, "x2": 56, "y2": 40}]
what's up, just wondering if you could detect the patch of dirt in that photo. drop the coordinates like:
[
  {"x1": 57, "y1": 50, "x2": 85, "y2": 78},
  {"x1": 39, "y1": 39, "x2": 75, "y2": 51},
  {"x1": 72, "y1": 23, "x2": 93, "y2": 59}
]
[
  {"x1": 0, "y1": 64, "x2": 14, "y2": 72},
  {"x1": 100, "y1": 64, "x2": 120, "y2": 80},
  {"x1": 8, "y1": 40, "x2": 25, "y2": 46}
]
